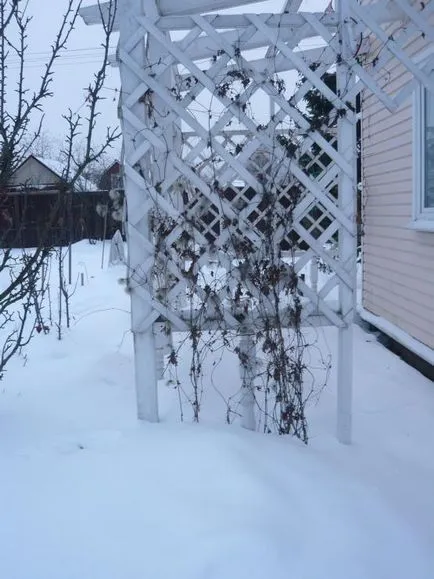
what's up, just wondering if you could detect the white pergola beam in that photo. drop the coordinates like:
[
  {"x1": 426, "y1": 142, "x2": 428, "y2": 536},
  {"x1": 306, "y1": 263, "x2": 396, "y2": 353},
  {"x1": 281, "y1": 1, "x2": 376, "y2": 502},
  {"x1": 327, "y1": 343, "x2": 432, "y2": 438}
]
[
  {"x1": 81, "y1": 0, "x2": 267, "y2": 26},
  {"x1": 157, "y1": 12, "x2": 337, "y2": 30},
  {"x1": 80, "y1": 5, "x2": 339, "y2": 30},
  {"x1": 81, "y1": 1, "x2": 409, "y2": 31}
]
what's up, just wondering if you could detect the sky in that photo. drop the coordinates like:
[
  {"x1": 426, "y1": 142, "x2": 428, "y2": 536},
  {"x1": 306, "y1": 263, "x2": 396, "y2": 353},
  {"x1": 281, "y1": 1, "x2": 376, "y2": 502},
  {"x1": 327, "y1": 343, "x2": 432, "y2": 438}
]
[{"x1": 11, "y1": 0, "x2": 328, "y2": 158}]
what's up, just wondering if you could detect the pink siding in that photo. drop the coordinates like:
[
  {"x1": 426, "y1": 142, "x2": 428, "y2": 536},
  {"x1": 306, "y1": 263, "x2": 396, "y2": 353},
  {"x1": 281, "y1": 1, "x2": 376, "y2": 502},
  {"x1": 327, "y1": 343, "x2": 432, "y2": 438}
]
[{"x1": 361, "y1": 15, "x2": 434, "y2": 350}]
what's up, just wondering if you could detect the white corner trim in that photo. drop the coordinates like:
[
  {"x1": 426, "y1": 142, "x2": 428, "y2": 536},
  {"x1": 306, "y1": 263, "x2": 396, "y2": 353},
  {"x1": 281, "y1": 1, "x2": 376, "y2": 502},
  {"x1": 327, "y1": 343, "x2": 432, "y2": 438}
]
[
  {"x1": 357, "y1": 305, "x2": 434, "y2": 367},
  {"x1": 406, "y1": 219, "x2": 434, "y2": 232}
]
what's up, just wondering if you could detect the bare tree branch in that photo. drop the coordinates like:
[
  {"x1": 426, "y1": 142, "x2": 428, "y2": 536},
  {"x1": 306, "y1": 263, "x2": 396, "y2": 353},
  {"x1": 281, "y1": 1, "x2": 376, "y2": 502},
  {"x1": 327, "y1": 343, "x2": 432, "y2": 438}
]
[{"x1": 0, "y1": 0, "x2": 120, "y2": 380}]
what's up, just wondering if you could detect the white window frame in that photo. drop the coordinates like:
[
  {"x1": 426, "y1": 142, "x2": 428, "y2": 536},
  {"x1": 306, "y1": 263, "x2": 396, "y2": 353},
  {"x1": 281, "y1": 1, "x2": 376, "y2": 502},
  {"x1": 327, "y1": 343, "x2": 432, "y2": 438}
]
[{"x1": 412, "y1": 84, "x2": 434, "y2": 231}]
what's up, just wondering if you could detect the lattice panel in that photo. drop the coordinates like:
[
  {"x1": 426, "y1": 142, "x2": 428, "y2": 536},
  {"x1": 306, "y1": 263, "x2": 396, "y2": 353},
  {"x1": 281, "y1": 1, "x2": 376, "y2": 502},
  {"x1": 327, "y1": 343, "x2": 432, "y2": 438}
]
[
  {"x1": 118, "y1": 10, "x2": 353, "y2": 332},
  {"x1": 117, "y1": 1, "x2": 434, "y2": 335}
]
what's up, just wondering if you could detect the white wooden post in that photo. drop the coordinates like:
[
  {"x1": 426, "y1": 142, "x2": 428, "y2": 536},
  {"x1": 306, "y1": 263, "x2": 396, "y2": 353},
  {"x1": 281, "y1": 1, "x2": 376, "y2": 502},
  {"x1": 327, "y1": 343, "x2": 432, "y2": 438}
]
[
  {"x1": 239, "y1": 333, "x2": 256, "y2": 431},
  {"x1": 119, "y1": 0, "x2": 159, "y2": 422},
  {"x1": 336, "y1": 0, "x2": 357, "y2": 445},
  {"x1": 310, "y1": 256, "x2": 319, "y2": 298},
  {"x1": 153, "y1": 320, "x2": 173, "y2": 379}
]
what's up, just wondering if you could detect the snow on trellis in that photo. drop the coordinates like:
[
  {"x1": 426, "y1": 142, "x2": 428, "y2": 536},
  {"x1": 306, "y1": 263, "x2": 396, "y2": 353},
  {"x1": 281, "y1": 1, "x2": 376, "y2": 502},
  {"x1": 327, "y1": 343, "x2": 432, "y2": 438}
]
[{"x1": 81, "y1": 0, "x2": 434, "y2": 443}]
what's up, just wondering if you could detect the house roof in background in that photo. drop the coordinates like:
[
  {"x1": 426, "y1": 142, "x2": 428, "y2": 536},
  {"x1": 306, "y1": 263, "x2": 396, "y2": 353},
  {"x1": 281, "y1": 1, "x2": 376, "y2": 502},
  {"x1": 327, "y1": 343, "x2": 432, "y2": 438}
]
[
  {"x1": 8, "y1": 155, "x2": 98, "y2": 192},
  {"x1": 35, "y1": 157, "x2": 97, "y2": 192},
  {"x1": 105, "y1": 160, "x2": 121, "y2": 173}
]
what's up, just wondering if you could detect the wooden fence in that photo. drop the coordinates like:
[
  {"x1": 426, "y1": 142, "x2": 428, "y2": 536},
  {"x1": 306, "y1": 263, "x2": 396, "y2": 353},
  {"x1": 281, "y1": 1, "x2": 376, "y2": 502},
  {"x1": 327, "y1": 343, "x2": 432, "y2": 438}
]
[{"x1": 0, "y1": 189, "x2": 123, "y2": 248}]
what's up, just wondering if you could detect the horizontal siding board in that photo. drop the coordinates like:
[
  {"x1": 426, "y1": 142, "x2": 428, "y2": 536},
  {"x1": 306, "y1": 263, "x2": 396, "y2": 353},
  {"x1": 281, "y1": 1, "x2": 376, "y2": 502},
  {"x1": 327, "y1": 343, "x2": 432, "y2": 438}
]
[
  {"x1": 362, "y1": 104, "x2": 411, "y2": 132},
  {"x1": 363, "y1": 215, "x2": 413, "y2": 228},
  {"x1": 364, "y1": 195, "x2": 411, "y2": 207},
  {"x1": 363, "y1": 117, "x2": 413, "y2": 144},
  {"x1": 363, "y1": 152, "x2": 411, "y2": 174},
  {"x1": 363, "y1": 113, "x2": 411, "y2": 138},
  {"x1": 363, "y1": 171, "x2": 411, "y2": 184},
  {"x1": 362, "y1": 227, "x2": 434, "y2": 248},
  {"x1": 363, "y1": 276, "x2": 434, "y2": 312},
  {"x1": 363, "y1": 234, "x2": 434, "y2": 258},
  {"x1": 363, "y1": 131, "x2": 412, "y2": 156},
  {"x1": 362, "y1": 238, "x2": 434, "y2": 260},
  {"x1": 362, "y1": 304, "x2": 434, "y2": 350},
  {"x1": 362, "y1": 297, "x2": 434, "y2": 350},
  {"x1": 363, "y1": 203, "x2": 412, "y2": 218},
  {"x1": 362, "y1": 284, "x2": 434, "y2": 335},
  {"x1": 364, "y1": 259, "x2": 434, "y2": 294},
  {"x1": 363, "y1": 89, "x2": 411, "y2": 113},
  {"x1": 363, "y1": 145, "x2": 412, "y2": 171},
  {"x1": 364, "y1": 208, "x2": 411, "y2": 219},
  {"x1": 362, "y1": 181, "x2": 412, "y2": 196},
  {"x1": 362, "y1": 97, "x2": 407, "y2": 119},
  {"x1": 362, "y1": 168, "x2": 411, "y2": 183},
  {"x1": 362, "y1": 123, "x2": 411, "y2": 151},
  {"x1": 362, "y1": 293, "x2": 434, "y2": 339},
  {"x1": 364, "y1": 192, "x2": 411, "y2": 206}
]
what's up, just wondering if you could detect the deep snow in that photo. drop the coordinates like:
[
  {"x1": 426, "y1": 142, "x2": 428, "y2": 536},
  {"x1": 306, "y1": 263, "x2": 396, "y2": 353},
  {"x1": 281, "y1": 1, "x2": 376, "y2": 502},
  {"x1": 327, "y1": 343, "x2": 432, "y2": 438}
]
[{"x1": 0, "y1": 241, "x2": 433, "y2": 579}]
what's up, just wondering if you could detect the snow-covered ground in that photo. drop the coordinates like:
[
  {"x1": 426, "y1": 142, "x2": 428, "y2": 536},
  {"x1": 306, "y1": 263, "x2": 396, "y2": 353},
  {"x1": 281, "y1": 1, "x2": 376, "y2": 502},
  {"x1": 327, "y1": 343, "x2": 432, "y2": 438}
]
[{"x1": 1, "y1": 241, "x2": 433, "y2": 579}]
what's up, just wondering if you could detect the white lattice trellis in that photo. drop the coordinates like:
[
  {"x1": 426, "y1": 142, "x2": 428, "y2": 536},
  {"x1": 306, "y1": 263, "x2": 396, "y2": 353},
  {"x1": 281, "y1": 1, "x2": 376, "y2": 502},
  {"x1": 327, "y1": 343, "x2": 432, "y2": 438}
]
[{"x1": 81, "y1": 0, "x2": 434, "y2": 443}]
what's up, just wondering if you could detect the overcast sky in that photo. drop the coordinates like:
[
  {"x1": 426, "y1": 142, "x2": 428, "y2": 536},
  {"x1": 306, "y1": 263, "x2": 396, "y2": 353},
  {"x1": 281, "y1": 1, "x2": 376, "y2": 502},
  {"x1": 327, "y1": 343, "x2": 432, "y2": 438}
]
[{"x1": 16, "y1": 0, "x2": 328, "y2": 156}]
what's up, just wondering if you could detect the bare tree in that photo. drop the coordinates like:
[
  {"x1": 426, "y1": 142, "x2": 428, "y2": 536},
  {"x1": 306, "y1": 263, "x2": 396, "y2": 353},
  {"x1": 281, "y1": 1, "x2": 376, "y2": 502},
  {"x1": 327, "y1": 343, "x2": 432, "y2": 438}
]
[
  {"x1": 25, "y1": 130, "x2": 63, "y2": 161},
  {"x1": 0, "y1": 0, "x2": 120, "y2": 379}
]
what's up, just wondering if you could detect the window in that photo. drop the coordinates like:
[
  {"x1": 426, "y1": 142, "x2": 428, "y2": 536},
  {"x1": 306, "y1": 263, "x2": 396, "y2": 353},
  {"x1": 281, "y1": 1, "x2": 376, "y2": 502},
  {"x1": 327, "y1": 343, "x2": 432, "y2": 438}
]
[
  {"x1": 413, "y1": 85, "x2": 434, "y2": 229},
  {"x1": 425, "y1": 91, "x2": 434, "y2": 209}
]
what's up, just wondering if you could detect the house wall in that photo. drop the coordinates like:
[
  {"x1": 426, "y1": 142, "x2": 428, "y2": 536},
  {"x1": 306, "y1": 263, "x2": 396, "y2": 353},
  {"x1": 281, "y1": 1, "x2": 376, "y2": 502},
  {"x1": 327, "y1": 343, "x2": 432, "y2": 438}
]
[
  {"x1": 9, "y1": 157, "x2": 62, "y2": 188},
  {"x1": 98, "y1": 161, "x2": 121, "y2": 190},
  {"x1": 361, "y1": 14, "x2": 434, "y2": 350}
]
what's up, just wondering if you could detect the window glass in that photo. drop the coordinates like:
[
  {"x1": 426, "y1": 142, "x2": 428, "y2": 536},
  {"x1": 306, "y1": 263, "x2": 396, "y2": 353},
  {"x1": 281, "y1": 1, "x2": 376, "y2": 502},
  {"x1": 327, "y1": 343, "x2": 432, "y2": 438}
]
[{"x1": 425, "y1": 89, "x2": 434, "y2": 209}]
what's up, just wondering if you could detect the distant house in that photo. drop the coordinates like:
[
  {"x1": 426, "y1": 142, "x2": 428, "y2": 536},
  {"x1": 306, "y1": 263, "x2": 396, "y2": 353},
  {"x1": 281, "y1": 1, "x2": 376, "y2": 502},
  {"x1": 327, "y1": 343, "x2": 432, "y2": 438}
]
[
  {"x1": 360, "y1": 37, "x2": 434, "y2": 372},
  {"x1": 0, "y1": 155, "x2": 121, "y2": 248},
  {"x1": 98, "y1": 160, "x2": 125, "y2": 232},
  {"x1": 98, "y1": 160, "x2": 123, "y2": 192}
]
